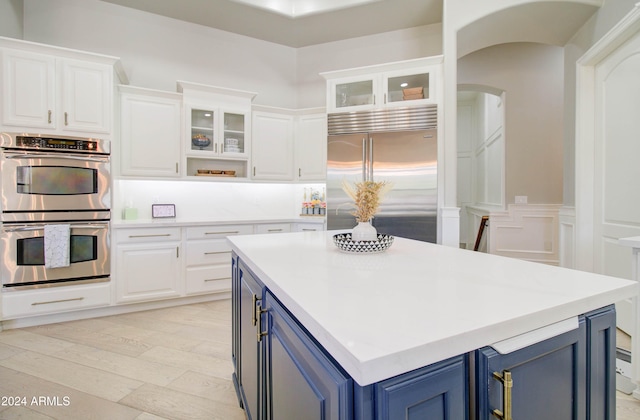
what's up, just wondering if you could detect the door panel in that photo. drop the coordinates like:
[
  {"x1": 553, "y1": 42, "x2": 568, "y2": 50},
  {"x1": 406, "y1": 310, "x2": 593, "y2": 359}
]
[{"x1": 327, "y1": 134, "x2": 366, "y2": 230}]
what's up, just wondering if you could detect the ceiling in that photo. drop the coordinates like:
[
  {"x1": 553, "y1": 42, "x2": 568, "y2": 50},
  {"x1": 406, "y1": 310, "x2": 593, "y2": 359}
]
[
  {"x1": 99, "y1": 0, "x2": 599, "y2": 50},
  {"x1": 100, "y1": 0, "x2": 443, "y2": 47}
]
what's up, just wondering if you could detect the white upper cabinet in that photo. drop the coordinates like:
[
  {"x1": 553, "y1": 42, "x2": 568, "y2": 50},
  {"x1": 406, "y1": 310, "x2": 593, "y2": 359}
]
[
  {"x1": 1, "y1": 41, "x2": 120, "y2": 135},
  {"x1": 321, "y1": 56, "x2": 442, "y2": 113},
  {"x1": 295, "y1": 111, "x2": 326, "y2": 181},
  {"x1": 178, "y1": 81, "x2": 256, "y2": 179},
  {"x1": 252, "y1": 107, "x2": 294, "y2": 181},
  {"x1": 119, "y1": 85, "x2": 182, "y2": 178}
]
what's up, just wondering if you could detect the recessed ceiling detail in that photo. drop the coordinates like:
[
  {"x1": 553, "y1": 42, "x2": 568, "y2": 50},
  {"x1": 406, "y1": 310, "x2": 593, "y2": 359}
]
[{"x1": 229, "y1": 0, "x2": 383, "y2": 18}]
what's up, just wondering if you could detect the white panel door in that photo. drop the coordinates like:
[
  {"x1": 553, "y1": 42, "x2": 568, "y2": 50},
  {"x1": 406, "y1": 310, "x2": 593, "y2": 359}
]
[
  {"x1": 61, "y1": 59, "x2": 112, "y2": 133},
  {"x1": 295, "y1": 113, "x2": 327, "y2": 181},
  {"x1": 252, "y1": 111, "x2": 294, "y2": 180},
  {"x1": 594, "y1": 30, "x2": 640, "y2": 346},
  {"x1": 1, "y1": 49, "x2": 55, "y2": 129}
]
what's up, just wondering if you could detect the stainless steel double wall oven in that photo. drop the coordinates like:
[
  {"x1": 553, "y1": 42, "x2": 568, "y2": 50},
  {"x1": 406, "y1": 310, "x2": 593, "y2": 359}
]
[{"x1": 0, "y1": 133, "x2": 111, "y2": 290}]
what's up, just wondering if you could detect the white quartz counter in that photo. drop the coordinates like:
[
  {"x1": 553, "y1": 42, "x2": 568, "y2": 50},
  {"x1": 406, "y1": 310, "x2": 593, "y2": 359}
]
[
  {"x1": 228, "y1": 231, "x2": 639, "y2": 386},
  {"x1": 111, "y1": 216, "x2": 325, "y2": 229}
]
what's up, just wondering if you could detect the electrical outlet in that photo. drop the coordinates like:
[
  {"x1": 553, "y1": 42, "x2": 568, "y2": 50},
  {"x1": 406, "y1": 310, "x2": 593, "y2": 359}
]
[{"x1": 515, "y1": 196, "x2": 528, "y2": 204}]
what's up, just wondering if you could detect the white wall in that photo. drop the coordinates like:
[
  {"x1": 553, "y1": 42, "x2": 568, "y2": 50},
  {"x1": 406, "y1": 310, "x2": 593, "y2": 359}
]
[
  {"x1": 21, "y1": 0, "x2": 298, "y2": 107},
  {"x1": 458, "y1": 42, "x2": 564, "y2": 205},
  {"x1": 115, "y1": 180, "x2": 325, "y2": 221},
  {"x1": 17, "y1": 0, "x2": 441, "y2": 110},
  {"x1": 0, "y1": 0, "x2": 22, "y2": 39}
]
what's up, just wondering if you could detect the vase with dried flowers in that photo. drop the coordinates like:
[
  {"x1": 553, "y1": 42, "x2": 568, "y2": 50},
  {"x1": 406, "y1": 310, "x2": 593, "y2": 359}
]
[{"x1": 342, "y1": 179, "x2": 392, "y2": 241}]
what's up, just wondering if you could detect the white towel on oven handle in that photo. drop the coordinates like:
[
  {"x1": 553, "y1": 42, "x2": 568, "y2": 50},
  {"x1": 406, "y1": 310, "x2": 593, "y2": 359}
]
[{"x1": 44, "y1": 224, "x2": 71, "y2": 268}]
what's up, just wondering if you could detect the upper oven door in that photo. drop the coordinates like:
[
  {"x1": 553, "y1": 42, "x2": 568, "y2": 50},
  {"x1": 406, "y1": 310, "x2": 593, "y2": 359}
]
[
  {"x1": 1, "y1": 221, "x2": 110, "y2": 289},
  {"x1": 1, "y1": 150, "x2": 110, "y2": 217}
]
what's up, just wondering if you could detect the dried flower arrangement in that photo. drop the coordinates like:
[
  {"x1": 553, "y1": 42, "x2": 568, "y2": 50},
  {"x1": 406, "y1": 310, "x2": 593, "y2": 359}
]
[{"x1": 341, "y1": 179, "x2": 392, "y2": 222}]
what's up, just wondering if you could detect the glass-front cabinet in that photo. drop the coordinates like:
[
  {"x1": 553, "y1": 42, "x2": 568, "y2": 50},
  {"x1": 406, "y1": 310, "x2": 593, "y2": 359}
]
[
  {"x1": 322, "y1": 56, "x2": 442, "y2": 113},
  {"x1": 178, "y1": 81, "x2": 256, "y2": 179},
  {"x1": 187, "y1": 107, "x2": 248, "y2": 157},
  {"x1": 332, "y1": 77, "x2": 377, "y2": 111}
]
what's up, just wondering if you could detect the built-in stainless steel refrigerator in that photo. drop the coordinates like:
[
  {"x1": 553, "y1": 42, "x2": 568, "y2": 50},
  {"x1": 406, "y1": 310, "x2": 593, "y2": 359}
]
[{"x1": 326, "y1": 105, "x2": 437, "y2": 242}]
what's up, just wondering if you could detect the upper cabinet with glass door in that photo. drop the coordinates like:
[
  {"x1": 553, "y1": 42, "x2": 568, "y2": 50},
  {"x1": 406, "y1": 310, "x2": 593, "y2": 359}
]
[
  {"x1": 322, "y1": 56, "x2": 442, "y2": 113},
  {"x1": 178, "y1": 81, "x2": 256, "y2": 179}
]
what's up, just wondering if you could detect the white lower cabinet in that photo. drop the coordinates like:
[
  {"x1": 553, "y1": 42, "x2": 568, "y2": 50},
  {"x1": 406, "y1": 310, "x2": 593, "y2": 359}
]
[
  {"x1": 2, "y1": 283, "x2": 111, "y2": 319},
  {"x1": 185, "y1": 224, "x2": 253, "y2": 295},
  {"x1": 115, "y1": 227, "x2": 182, "y2": 303}
]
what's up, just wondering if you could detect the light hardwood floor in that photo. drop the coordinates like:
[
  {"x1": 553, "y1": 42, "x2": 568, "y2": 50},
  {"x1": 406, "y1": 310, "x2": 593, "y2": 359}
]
[{"x1": 0, "y1": 300, "x2": 639, "y2": 419}]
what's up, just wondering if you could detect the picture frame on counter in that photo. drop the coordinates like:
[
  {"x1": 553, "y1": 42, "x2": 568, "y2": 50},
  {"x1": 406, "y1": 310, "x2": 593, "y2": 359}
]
[{"x1": 152, "y1": 204, "x2": 176, "y2": 218}]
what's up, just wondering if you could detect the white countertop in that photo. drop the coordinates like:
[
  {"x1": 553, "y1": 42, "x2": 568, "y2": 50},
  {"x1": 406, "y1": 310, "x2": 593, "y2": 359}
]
[
  {"x1": 228, "y1": 231, "x2": 639, "y2": 386},
  {"x1": 111, "y1": 216, "x2": 325, "y2": 229}
]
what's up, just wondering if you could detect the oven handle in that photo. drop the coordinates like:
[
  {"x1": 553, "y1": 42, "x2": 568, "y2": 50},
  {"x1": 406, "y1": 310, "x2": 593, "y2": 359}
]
[
  {"x1": 3, "y1": 152, "x2": 109, "y2": 163},
  {"x1": 3, "y1": 224, "x2": 108, "y2": 232}
]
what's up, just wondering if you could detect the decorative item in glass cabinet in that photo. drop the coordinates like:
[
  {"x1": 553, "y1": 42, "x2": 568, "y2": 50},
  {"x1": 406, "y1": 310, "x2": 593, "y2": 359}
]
[{"x1": 192, "y1": 134, "x2": 211, "y2": 150}]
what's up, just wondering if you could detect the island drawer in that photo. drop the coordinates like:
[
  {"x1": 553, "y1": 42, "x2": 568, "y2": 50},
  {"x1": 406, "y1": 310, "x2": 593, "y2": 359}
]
[
  {"x1": 186, "y1": 225, "x2": 253, "y2": 240},
  {"x1": 116, "y1": 227, "x2": 181, "y2": 243},
  {"x1": 186, "y1": 266, "x2": 231, "y2": 294}
]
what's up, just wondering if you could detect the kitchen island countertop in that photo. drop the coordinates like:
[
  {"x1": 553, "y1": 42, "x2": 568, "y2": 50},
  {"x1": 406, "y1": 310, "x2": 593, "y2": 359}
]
[{"x1": 228, "y1": 230, "x2": 638, "y2": 386}]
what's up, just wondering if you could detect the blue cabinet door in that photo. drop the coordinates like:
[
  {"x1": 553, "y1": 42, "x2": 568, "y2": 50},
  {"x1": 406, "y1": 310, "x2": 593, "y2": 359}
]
[
  {"x1": 237, "y1": 259, "x2": 266, "y2": 420},
  {"x1": 584, "y1": 306, "x2": 616, "y2": 420},
  {"x1": 371, "y1": 355, "x2": 468, "y2": 420},
  {"x1": 264, "y1": 290, "x2": 352, "y2": 420},
  {"x1": 476, "y1": 321, "x2": 587, "y2": 420}
]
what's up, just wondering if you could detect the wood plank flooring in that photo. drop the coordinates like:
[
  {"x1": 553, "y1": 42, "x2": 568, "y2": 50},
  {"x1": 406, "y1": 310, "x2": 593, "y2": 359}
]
[
  {"x1": 0, "y1": 299, "x2": 639, "y2": 419},
  {"x1": 0, "y1": 300, "x2": 245, "y2": 420}
]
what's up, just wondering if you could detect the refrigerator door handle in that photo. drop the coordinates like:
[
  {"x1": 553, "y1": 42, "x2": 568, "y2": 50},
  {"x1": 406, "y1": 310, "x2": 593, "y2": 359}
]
[
  {"x1": 362, "y1": 137, "x2": 367, "y2": 181},
  {"x1": 369, "y1": 137, "x2": 374, "y2": 181}
]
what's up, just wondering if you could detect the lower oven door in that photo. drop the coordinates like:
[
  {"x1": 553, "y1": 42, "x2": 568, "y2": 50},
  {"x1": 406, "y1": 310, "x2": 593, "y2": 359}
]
[{"x1": 1, "y1": 221, "x2": 110, "y2": 289}]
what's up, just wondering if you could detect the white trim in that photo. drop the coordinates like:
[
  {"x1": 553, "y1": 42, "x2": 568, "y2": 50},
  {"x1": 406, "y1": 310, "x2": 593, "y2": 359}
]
[{"x1": 575, "y1": 3, "x2": 640, "y2": 272}]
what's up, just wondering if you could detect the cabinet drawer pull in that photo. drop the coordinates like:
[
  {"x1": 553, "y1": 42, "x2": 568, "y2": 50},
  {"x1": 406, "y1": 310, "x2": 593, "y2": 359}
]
[
  {"x1": 204, "y1": 251, "x2": 227, "y2": 255},
  {"x1": 48, "y1": 110, "x2": 52, "y2": 124},
  {"x1": 32, "y1": 297, "x2": 84, "y2": 306},
  {"x1": 302, "y1": 229, "x2": 316, "y2": 231},
  {"x1": 128, "y1": 233, "x2": 172, "y2": 238},
  {"x1": 492, "y1": 370, "x2": 513, "y2": 420},
  {"x1": 204, "y1": 277, "x2": 230, "y2": 282},
  {"x1": 268, "y1": 229, "x2": 283, "y2": 232},
  {"x1": 64, "y1": 112, "x2": 69, "y2": 126},
  {"x1": 205, "y1": 231, "x2": 240, "y2": 235}
]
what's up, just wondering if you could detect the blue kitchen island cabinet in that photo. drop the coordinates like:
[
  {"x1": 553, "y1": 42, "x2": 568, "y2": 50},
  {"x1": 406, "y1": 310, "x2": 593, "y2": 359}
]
[
  {"x1": 475, "y1": 306, "x2": 615, "y2": 420},
  {"x1": 228, "y1": 231, "x2": 637, "y2": 420},
  {"x1": 232, "y1": 254, "x2": 469, "y2": 420}
]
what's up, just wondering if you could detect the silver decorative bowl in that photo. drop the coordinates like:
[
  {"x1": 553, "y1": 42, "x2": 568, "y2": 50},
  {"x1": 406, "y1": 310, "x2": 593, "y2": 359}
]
[
  {"x1": 333, "y1": 233, "x2": 394, "y2": 253},
  {"x1": 192, "y1": 136, "x2": 211, "y2": 149}
]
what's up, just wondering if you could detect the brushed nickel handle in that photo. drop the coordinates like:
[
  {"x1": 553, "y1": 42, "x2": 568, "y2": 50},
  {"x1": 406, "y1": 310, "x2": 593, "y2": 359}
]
[
  {"x1": 205, "y1": 231, "x2": 240, "y2": 235},
  {"x1": 64, "y1": 112, "x2": 68, "y2": 126},
  {"x1": 299, "y1": 168, "x2": 301, "y2": 177},
  {"x1": 268, "y1": 229, "x2": 283, "y2": 232},
  {"x1": 128, "y1": 234, "x2": 171, "y2": 238},
  {"x1": 32, "y1": 297, "x2": 84, "y2": 306},
  {"x1": 204, "y1": 251, "x2": 226, "y2": 255},
  {"x1": 48, "y1": 110, "x2": 52, "y2": 124}
]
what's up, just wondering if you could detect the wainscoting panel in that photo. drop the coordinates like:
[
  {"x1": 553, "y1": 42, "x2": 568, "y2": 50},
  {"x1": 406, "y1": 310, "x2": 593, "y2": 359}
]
[{"x1": 488, "y1": 204, "x2": 562, "y2": 265}]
